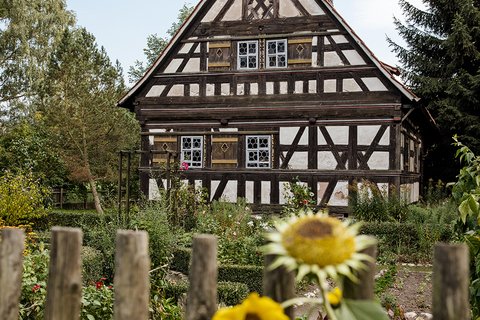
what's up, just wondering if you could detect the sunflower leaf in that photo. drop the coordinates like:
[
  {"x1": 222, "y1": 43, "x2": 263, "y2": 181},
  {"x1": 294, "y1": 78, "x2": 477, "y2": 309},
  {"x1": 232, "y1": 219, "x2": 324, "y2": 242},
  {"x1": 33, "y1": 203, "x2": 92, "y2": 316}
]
[{"x1": 334, "y1": 299, "x2": 389, "y2": 320}]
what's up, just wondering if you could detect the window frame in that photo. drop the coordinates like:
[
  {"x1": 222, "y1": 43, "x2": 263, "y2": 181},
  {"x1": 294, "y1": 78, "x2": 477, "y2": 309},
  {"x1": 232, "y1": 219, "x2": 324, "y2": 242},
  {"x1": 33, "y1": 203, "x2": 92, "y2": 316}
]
[
  {"x1": 266, "y1": 39, "x2": 288, "y2": 69},
  {"x1": 180, "y1": 136, "x2": 204, "y2": 168},
  {"x1": 245, "y1": 135, "x2": 271, "y2": 169},
  {"x1": 237, "y1": 40, "x2": 259, "y2": 70}
]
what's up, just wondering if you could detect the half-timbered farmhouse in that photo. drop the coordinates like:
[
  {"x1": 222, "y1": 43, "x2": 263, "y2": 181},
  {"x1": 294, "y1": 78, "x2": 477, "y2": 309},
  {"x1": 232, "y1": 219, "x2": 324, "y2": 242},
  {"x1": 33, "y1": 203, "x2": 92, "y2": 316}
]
[{"x1": 119, "y1": 0, "x2": 435, "y2": 213}]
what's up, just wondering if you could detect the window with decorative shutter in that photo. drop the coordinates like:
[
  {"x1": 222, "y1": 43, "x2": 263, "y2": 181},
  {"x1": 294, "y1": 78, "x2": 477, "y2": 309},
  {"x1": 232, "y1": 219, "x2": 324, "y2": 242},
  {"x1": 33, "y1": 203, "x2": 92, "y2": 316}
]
[
  {"x1": 208, "y1": 42, "x2": 231, "y2": 71},
  {"x1": 288, "y1": 37, "x2": 313, "y2": 67},
  {"x1": 211, "y1": 136, "x2": 238, "y2": 168},
  {"x1": 153, "y1": 136, "x2": 178, "y2": 165}
]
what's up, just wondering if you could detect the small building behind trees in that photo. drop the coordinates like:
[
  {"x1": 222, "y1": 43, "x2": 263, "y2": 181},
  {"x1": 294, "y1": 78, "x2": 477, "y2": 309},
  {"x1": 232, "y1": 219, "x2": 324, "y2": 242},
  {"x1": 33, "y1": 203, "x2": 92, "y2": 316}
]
[{"x1": 119, "y1": 0, "x2": 435, "y2": 213}]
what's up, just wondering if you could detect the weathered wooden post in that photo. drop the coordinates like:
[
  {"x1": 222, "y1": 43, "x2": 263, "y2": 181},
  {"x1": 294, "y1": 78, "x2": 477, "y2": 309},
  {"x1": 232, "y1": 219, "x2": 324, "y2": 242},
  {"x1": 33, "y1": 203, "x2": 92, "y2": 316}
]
[
  {"x1": 433, "y1": 243, "x2": 470, "y2": 320},
  {"x1": 263, "y1": 254, "x2": 295, "y2": 319},
  {"x1": 114, "y1": 230, "x2": 150, "y2": 320},
  {"x1": 343, "y1": 244, "x2": 377, "y2": 300},
  {"x1": 0, "y1": 228, "x2": 25, "y2": 320},
  {"x1": 186, "y1": 234, "x2": 217, "y2": 320},
  {"x1": 45, "y1": 227, "x2": 83, "y2": 320}
]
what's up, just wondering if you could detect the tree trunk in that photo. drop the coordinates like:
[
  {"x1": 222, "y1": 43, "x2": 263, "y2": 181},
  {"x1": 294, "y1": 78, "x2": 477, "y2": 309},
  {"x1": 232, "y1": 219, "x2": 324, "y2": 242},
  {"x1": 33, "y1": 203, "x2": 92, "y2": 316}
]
[{"x1": 88, "y1": 176, "x2": 104, "y2": 215}]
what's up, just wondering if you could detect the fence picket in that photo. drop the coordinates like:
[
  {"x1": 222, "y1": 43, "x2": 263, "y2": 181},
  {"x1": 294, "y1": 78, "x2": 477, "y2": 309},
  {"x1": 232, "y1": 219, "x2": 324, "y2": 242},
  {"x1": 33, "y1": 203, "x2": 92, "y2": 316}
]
[
  {"x1": 114, "y1": 230, "x2": 150, "y2": 320},
  {"x1": 263, "y1": 254, "x2": 295, "y2": 319},
  {"x1": 186, "y1": 234, "x2": 217, "y2": 320},
  {"x1": 433, "y1": 243, "x2": 470, "y2": 320},
  {"x1": 343, "y1": 244, "x2": 377, "y2": 300},
  {"x1": 45, "y1": 227, "x2": 83, "y2": 320},
  {"x1": 0, "y1": 228, "x2": 25, "y2": 320}
]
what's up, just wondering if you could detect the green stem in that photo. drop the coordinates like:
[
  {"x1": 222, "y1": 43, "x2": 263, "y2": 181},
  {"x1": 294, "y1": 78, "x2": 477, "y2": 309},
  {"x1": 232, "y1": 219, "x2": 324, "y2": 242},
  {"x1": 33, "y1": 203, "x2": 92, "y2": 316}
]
[{"x1": 317, "y1": 274, "x2": 338, "y2": 320}]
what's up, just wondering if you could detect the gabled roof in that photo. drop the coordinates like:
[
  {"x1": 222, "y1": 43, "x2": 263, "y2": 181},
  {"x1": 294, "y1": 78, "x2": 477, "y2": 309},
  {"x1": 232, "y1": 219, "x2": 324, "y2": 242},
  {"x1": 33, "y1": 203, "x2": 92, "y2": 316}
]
[{"x1": 118, "y1": 0, "x2": 420, "y2": 108}]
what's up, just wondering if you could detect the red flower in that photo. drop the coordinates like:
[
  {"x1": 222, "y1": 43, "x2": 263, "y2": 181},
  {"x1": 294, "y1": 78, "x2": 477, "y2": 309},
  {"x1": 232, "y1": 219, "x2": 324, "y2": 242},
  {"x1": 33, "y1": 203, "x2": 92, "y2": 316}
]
[
  {"x1": 303, "y1": 199, "x2": 309, "y2": 205},
  {"x1": 95, "y1": 281, "x2": 104, "y2": 289},
  {"x1": 180, "y1": 162, "x2": 189, "y2": 171},
  {"x1": 32, "y1": 284, "x2": 41, "y2": 293}
]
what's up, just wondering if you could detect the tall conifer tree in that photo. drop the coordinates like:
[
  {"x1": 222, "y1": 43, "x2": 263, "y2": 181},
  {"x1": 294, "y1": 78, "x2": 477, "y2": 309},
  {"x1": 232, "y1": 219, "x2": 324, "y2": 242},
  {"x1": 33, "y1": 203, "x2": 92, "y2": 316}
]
[{"x1": 389, "y1": 0, "x2": 480, "y2": 180}]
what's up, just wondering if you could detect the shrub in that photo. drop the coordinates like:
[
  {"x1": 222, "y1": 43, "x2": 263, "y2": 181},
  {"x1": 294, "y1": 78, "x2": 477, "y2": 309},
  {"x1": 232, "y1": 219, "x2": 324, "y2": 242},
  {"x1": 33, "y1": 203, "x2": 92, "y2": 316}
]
[
  {"x1": 82, "y1": 246, "x2": 105, "y2": 285},
  {"x1": 164, "y1": 280, "x2": 249, "y2": 306},
  {"x1": 131, "y1": 201, "x2": 177, "y2": 271},
  {"x1": 218, "y1": 264, "x2": 264, "y2": 294},
  {"x1": 171, "y1": 247, "x2": 191, "y2": 275},
  {"x1": 350, "y1": 180, "x2": 408, "y2": 223},
  {"x1": 34, "y1": 210, "x2": 104, "y2": 231},
  {"x1": 0, "y1": 170, "x2": 50, "y2": 227}
]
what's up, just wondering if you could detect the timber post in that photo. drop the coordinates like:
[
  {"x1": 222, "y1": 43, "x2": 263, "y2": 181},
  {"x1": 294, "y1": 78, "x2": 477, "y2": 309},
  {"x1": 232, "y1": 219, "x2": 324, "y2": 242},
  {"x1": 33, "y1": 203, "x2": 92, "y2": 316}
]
[
  {"x1": 114, "y1": 230, "x2": 150, "y2": 320},
  {"x1": 343, "y1": 244, "x2": 377, "y2": 300},
  {"x1": 433, "y1": 243, "x2": 470, "y2": 320},
  {"x1": 186, "y1": 234, "x2": 218, "y2": 320},
  {"x1": 263, "y1": 254, "x2": 295, "y2": 319},
  {"x1": 45, "y1": 227, "x2": 83, "y2": 320},
  {"x1": 0, "y1": 228, "x2": 25, "y2": 320}
]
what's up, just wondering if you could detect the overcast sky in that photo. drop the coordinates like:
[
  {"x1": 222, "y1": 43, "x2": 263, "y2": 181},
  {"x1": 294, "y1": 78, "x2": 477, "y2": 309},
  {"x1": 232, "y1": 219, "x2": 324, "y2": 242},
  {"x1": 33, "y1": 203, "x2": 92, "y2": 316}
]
[{"x1": 66, "y1": 0, "x2": 424, "y2": 84}]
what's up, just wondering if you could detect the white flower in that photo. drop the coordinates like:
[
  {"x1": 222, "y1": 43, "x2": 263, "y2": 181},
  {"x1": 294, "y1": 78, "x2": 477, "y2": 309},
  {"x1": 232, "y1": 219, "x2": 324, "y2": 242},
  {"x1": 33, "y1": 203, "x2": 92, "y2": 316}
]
[{"x1": 247, "y1": 221, "x2": 254, "y2": 227}]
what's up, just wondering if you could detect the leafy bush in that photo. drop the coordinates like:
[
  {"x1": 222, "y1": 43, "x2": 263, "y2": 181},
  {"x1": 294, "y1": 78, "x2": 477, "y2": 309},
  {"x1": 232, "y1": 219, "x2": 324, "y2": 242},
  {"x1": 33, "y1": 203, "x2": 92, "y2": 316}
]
[
  {"x1": 195, "y1": 199, "x2": 267, "y2": 265},
  {"x1": 81, "y1": 282, "x2": 114, "y2": 320},
  {"x1": 171, "y1": 247, "x2": 191, "y2": 274},
  {"x1": 82, "y1": 246, "x2": 105, "y2": 285},
  {"x1": 218, "y1": 264, "x2": 264, "y2": 294},
  {"x1": 131, "y1": 200, "x2": 177, "y2": 271},
  {"x1": 282, "y1": 178, "x2": 315, "y2": 214},
  {"x1": 164, "y1": 280, "x2": 249, "y2": 306},
  {"x1": 0, "y1": 170, "x2": 50, "y2": 227},
  {"x1": 350, "y1": 180, "x2": 408, "y2": 223},
  {"x1": 35, "y1": 210, "x2": 104, "y2": 231}
]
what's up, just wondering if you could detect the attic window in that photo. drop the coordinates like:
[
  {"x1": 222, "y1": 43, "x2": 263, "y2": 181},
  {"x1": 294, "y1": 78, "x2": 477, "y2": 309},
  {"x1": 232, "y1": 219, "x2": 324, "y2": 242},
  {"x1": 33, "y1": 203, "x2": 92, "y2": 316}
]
[
  {"x1": 238, "y1": 41, "x2": 258, "y2": 70},
  {"x1": 266, "y1": 39, "x2": 287, "y2": 68}
]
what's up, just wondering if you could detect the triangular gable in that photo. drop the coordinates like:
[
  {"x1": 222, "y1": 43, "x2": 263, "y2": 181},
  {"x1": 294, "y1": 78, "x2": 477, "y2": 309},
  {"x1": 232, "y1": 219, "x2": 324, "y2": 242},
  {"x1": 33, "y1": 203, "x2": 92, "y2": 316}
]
[{"x1": 118, "y1": 0, "x2": 418, "y2": 108}]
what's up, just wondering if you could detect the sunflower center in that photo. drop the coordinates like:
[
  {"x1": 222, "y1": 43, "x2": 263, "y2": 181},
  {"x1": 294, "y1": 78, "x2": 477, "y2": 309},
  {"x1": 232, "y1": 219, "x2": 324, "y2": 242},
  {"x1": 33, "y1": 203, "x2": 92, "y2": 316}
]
[
  {"x1": 245, "y1": 313, "x2": 261, "y2": 320},
  {"x1": 281, "y1": 216, "x2": 356, "y2": 267},
  {"x1": 296, "y1": 220, "x2": 332, "y2": 238}
]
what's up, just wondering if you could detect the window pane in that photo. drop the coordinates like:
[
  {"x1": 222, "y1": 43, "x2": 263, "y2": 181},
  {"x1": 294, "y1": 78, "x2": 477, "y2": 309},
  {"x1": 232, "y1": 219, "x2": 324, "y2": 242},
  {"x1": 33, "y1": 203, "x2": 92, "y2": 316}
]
[
  {"x1": 248, "y1": 43, "x2": 257, "y2": 54},
  {"x1": 278, "y1": 41, "x2": 285, "y2": 53},
  {"x1": 240, "y1": 57, "x2": 248, "y2": 68}
]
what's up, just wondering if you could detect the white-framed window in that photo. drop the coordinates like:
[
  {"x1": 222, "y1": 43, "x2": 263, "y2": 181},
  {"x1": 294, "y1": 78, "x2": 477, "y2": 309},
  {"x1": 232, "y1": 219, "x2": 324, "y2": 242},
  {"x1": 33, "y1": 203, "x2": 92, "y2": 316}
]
[
  {"x1": 181, "y1": 136, "x2": 203, "y2": 168},
  {"x1": 246, "y1": 136, "x2": 271, "y2": 168},
  {"x1": 266, "y1": 39, "x2": 287, "y2": 68},
  {"x1": 238, "y1": 41, "x2": 258, "y2": 70}
]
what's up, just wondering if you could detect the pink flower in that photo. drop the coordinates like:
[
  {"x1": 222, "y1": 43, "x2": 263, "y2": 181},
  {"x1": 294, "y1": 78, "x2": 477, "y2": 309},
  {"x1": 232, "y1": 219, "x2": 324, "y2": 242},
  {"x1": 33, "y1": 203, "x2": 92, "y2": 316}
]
[{"x1": 180, "y1": 162, "x2": 189, "y2": 171}]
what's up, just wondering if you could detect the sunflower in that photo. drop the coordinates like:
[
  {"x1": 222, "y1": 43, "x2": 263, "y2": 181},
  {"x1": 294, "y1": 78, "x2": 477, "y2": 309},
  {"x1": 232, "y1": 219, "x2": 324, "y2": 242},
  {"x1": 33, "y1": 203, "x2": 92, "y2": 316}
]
[
  {"x1": 212, "y1": 293, "x2": 289, "y2": 320},
  {"x1": 263, "y1": 210, "x2": 376, "y2": 283}
]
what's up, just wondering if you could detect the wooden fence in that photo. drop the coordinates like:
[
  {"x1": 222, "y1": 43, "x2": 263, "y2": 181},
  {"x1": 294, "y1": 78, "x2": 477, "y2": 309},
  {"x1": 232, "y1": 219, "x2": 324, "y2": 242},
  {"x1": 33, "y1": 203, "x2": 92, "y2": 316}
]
[{"x1": 0, "y1": 227, "x2": 471, "y2": 320}]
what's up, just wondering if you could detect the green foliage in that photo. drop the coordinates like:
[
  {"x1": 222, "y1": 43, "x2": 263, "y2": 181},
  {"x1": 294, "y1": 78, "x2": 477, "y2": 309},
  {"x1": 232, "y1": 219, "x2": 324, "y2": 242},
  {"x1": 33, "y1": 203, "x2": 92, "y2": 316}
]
[
  {"x1": 19, "y1": 243, "x2": 49, "y2": 319},
  {"x1": 0, "y1": 0, "x2": 75, "y2": 106},
  {"x1": 171, "y1": 247, "x2": 191, "y2": 275},
  {"x1": 34, "y1": 210, "x2": 104, "y2": 231},
  {"x1": 82, "y1": 246, "x2": 105, "y2": 285},
  {"x1": 195, "y1": 199, "x2": 266, "y2": 265},
  {"x1": 0, "y1": 170, "x2": 50, "y2": 226},
  {"x1": 451, "y1": 138, "x2": 480, "y2": 317},
  {"x1": 164, "y1": 280, "x2": 249, "y2": 306},
  {"x1": 350, "y1": 180, "x2": 409, "y2": 223},
  {"x1": 0, "y1": 120, "x2": 66, "y2": 186},
  {"x1": 452, "y1": 136, "x2": 480, "y2": 224},
  {"x1": 389, "y1": 0, "x2": 480, "y2": 181},
  {"x1": 218, "y1": 264, "x2": 264, "y2": 294},
  {"x1": 282, "y1": 178, "x2": 315, "y2": 215},
  {"x1": 40, "y1": 26, "x2": 139, "y2": 214},
  {"x1": 131, "y1": 201, "x2": 177, "y2": 270},
  {"x1": 375, "y1": 265, "x2": 397, "y2": 296},
  {"x1": 81, "y1": 282, "x2": 114, "y2": 320},
  {"x1": 128, "y1": 4, "x2": 194, "y2": 82}
]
